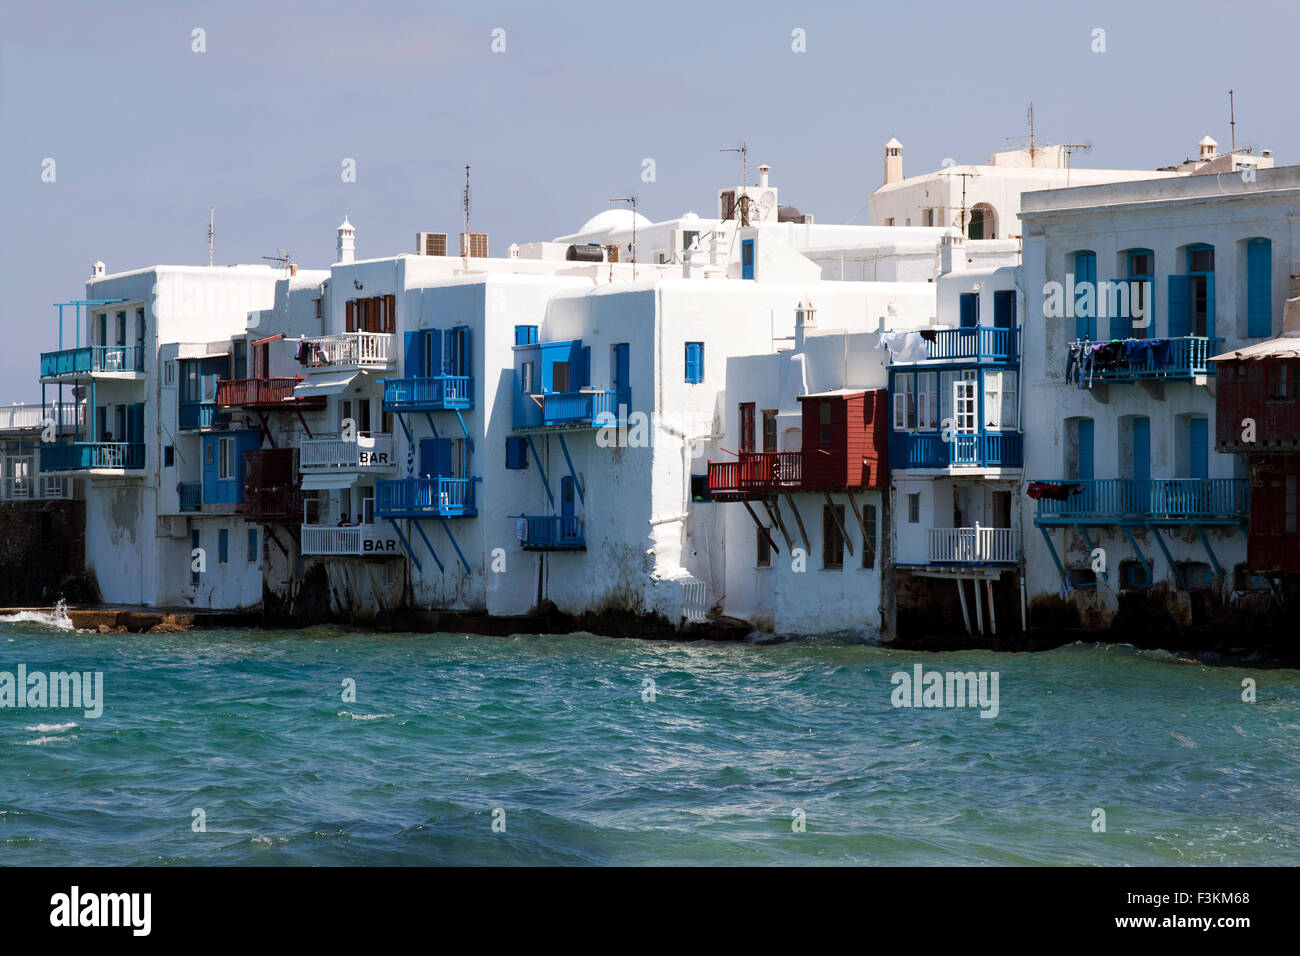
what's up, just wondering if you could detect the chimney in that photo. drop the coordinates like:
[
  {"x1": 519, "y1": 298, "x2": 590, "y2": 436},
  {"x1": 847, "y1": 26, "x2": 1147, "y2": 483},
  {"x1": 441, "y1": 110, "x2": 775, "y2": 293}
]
[
  {"x1": 336, "y1": 216, "x2": 355, "y2": 264},
  {"x1": 758, "y1": 164, "x2": 771, "y2": 188},
  {"x1": 884, "y1": 138, "x2": 904, "y2": 185},
  {"x1": 939, "y1": 234, "x2": 965, "y2": 275},
  {"x1": 1198, "y1": 135, "x2": 1218, "y2": 161},
  {"x1": 91, "y1": 260, "x2": 106, "y2": 278}
]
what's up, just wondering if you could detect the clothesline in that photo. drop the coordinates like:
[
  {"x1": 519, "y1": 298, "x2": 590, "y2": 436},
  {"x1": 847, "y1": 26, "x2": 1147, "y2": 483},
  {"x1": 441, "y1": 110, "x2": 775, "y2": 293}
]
[{"x1": 1066, "y1": 337, "x2": 1176, "y2": 388}]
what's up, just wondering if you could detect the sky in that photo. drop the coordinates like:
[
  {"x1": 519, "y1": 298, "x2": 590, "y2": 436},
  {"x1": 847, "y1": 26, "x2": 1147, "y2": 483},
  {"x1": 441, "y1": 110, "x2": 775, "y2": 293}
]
[{"x1": 2, "y1": 0, "x2": 1297, "y2": 403}]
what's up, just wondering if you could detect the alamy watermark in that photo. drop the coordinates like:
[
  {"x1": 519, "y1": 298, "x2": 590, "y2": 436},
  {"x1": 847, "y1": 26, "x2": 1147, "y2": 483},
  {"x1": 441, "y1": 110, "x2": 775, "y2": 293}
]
[
  {"x1": 0, "y1": 665, "x2": 103, "y2": 718},
  {"x1": 1044, "y1": 274, "x2": 1151, "y2": 327},
  {"x1": 890, "y1": 664, "x2": 999, "y2": 719}
]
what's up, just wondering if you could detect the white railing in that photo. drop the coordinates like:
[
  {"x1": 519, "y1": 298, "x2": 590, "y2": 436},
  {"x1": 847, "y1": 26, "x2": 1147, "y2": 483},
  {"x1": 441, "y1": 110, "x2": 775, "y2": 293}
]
[
  {"x1": 0, "y1": 404, "x2": 85, "y2": 431},
  {"x1": 1, "y1": 471, "x2": 74, "y2": 501},
  {"x1": 928, "y1": 526, "x2": 1019, "y2": 565},
  {"x1": 681, "y1": 576, "x2": 708, "y2": 624},
  {"x1": 300, "y1": 434, "x2": 395, "y2": 470},
  {"x1": 301, "y1": 525, "x2": 362, "y2": 555},
  {"x1": 301, "y1": 332, "x2": 394, "y2": 367}
]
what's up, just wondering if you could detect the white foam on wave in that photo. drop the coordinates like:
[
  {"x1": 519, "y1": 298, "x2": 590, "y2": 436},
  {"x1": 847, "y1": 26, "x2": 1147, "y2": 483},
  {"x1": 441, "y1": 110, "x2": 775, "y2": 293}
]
[
  {"x1": 337, "y1": 711, "x2": 396, "y2": 721},
  {"x1": 21, "y1": 735, "x2": 78, "y2": 746},
  {"x1": 0, "y1": 600, "x2": 75, "y2": 631},
  {"x1": 24, "y1": 722, "x2": 77, "y2": 733}
]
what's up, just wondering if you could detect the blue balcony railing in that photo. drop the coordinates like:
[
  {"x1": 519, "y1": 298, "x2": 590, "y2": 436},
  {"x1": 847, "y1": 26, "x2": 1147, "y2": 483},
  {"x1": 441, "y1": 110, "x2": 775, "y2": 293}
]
[
  {"x1": 893, "y1": 326, "x2": 1018, "y2": 364},
  {"x1": 514, "y1": 388, "x2": 630, "y2": 430},
  {"x1": 383, "y1": 375, "x2": 473, "y2": 411},
  {"x1": 179, "y1": 402, "x2": 225, "y2": 430},
  {"x1": 517, "y1": 515, "x2": 585, "y2": 550},
  {"x1": 1033, "y1": 478, "x2": 1248, "y2": 524},
  {"x1": 890, "y1": 430, "x2": 1023, "y2": 469},
  {"x1": 1070, "y1": 336, "x2": 1220, "y2": 383},
  {"x1": 179, "y1": 481, "x2": 202, "y2": 512},
  {"x1": 375, "y1": 476, "x2": 478, "y2": 517},
  {"x1": 41, "y1": 442, "x2": 145, "y2": 472},
  {"x1": 40, "y1": 345, "x2": 146, "y2": 378}
]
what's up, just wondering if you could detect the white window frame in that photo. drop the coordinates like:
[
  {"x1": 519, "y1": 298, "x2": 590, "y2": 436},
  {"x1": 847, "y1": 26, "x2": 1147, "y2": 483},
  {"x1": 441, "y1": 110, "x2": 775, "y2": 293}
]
[
  {"x1": 218, "y1": 437, "x2": 235, "y2": 480},
  {"x1": 983, "y1": 371, "x2": 1019, "y2": 430},
  {"x1": 917, "y1": 372, "x2": 938, "y2": 430},
  {"x1": 893, "y1": 374, "x2": 914, "y2": 430}
]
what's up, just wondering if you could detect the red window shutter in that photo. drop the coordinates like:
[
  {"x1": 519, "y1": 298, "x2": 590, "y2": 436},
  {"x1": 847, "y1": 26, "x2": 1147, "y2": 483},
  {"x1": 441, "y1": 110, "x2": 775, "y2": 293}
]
[
  {"x1": 383, "y1": 294, "x2": 396, "y2": 333},
  {"x1": 345, "y1": 300, "x2": 355, "y2": 332},
  {"x1": 370, "y1": 297, "x2": 382, "y2": 332}
]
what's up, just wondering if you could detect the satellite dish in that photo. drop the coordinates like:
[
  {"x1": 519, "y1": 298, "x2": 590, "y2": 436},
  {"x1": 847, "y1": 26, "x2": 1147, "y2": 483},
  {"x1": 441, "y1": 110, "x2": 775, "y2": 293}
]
[{"x1": 759, "y1": 190, "x2": 777, "y2": 212}]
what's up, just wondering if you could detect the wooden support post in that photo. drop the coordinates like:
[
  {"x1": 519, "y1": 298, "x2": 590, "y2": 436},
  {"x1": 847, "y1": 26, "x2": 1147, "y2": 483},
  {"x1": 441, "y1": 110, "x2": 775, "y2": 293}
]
[
  {"x1": 784, "y1": 494, "x2": 811, "y2": 552},
  {"x1": 986, "y1": 577, "x2": 997, "y2": 635},
  {"x1": 742, "y1": 500, "x2": 780, "y2": 555},
  {"x1": 822, "y1": 492, "x2": 854, "y2": 557},
  {"x1": 765, "y1": 496, "x2": 795, "y2": 553},
  {"x1": 955, "y1": 577, "x2": 972, "y2": 635},
  {"x1": 973, "y1": 575, "x2": 984, "y2": 634},
  {"x1": 846, "y1": 490, "x2": 874, "y2": 566}
]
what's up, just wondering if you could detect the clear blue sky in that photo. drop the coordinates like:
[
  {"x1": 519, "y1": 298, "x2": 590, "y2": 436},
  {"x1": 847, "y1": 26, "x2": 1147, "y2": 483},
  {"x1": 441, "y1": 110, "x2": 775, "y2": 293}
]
[{"x1": 2, "y1": 0, "x2": 1296, "y2": 403}]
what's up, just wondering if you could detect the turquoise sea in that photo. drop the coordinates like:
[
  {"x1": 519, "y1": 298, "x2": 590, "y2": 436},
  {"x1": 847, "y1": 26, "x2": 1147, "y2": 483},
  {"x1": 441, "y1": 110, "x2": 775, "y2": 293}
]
[{"x1": 2, "y1": 613, "x2": 1298, "y2": 865}]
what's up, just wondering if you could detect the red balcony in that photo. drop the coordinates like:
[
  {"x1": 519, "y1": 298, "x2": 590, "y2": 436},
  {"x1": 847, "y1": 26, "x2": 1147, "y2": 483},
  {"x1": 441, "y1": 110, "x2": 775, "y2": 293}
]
[
  {"x1": 217, "y1": 377, "x2": 324, "y2": 410},
  {"x1": 707, "y1": 452, "x2": 802, "y2": 500}
]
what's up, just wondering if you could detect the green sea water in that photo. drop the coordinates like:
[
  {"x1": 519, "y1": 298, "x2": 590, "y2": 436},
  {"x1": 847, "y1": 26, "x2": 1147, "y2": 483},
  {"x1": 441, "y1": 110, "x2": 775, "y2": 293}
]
[{"x1": 2, "y1": 615, "x2": 1298, "y2": 865}]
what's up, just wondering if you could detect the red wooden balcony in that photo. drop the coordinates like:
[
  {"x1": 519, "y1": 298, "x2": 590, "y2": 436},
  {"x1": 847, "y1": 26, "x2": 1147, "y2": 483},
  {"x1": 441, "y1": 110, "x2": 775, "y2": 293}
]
[
  {"x1": 217, "y1": 376, "x2": 324, "y2": 410},
  {"x1": 707, "y1": 452, "x2": 802, "y2": 500}
]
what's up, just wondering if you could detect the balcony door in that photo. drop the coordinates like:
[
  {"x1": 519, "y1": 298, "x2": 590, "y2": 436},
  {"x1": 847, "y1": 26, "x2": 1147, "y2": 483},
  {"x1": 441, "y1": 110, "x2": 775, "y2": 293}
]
[
  {"x1": 1189, "y1": 418, "x2": 1208, "y2": 480},
  {"x1": 419, "y1": 437, "x2": 452, "y2": 478}
]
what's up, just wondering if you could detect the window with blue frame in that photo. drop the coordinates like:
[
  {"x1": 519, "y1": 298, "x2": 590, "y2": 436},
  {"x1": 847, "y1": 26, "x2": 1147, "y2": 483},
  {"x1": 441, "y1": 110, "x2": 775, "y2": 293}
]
[
  {"x1": 1120, "y1": 249, "x2": 1154, "y2": 339},
  {"x1": 1171, "y1": 244, "x2": 1215, "y2": 338},
  {"x1": 1246, "y1": 238, "x2": 1272, "y2": 338},
  {"x1": 1073, "y1": 250, "x2": 1097, "y2": 341},
  {"x1": 959, "y1": 293, "x2": 979, "y2": 328},
  {"x1": 514, "y1": 325, "x2": 538, "y2": 346},
  {"x1": 684, "y1": 342, "x2": 704, "y2": 383},
  {"x1": 1119, "y1": 560, "x2": 1151, "y2": 590},
  {"x1": 993, "y1": 290, "x2": 1015, "y2": 329},
  {"x1": 741, "y1": 239, "x2": 755, "y2": 279},
  {"x1": 505, "y1": 436, "x2": 528, "y2": 469},
  {"x1": 191, "y1": 530, "x2": 200, "y2": 586}
]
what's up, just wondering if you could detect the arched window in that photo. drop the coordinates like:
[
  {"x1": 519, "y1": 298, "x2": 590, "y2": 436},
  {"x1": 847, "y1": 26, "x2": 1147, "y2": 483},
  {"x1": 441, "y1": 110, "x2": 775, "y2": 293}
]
[{"x1": 967, "y1": 203, "x2": 997, "y2": 240}]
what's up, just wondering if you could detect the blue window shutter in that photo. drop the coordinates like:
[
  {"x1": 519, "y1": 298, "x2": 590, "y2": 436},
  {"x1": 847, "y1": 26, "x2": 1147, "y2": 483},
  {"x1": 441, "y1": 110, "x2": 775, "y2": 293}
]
[
  {"x1": 741, "y1": 239, "x2": 755, "y2": 279},
  {"x1": 685, "y1": 342, "x2": 703, "y2": 383},
  {"x1": 1168, "y1": 275, "x2": 1190, "y2": 337},
  {"x1": 1074, "y1": 252, "x2": 1096, "y2": 340},
  {"x1": 1077, "y1": 419, "x2": 1094, "y2": 482},
  {"x1": 993, "y1": 290, "x2": 1014, "y2": 329},
  {"x1": 505, "y1": 436, "x2": 528, "y2": 469},
  {"x1": 248, "y1": 528, "x2": 258, "y2": 562},
  {"x1": 218, "y1": 529, "x2": 228, "y2": 564},
  {"x1": 1247, "y1": 240, "x2": 1272, "y2": 337},
  {"x1": 403, "y1": 331, "x2": 422, "y2": 377},
  {"x1": 1189, "y1": 418, "x2": 1208, "y2": 480},
  {"x1": 580, "y1": 346, "x2": 591, "y2": 388},
  {"x1": 1205, "y1": 272, "x2": 1215, "y2": 340},
  {"x1": 1132, "y1": 417, "x2": 1151, "y2": 484},
  {"x1": 959, "y1": 293, "x2": 978, "y2": 328}
]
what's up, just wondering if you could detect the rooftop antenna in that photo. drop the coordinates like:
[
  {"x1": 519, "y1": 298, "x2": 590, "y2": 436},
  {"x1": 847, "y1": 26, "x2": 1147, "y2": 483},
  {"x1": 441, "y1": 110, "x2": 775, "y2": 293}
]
[
  {"x1": 1005, "y1": 102, "x2": 1042, "y2": 162},
  {"x1": 207, "y1": 207, "x2": 214, "y2": 266},
  {"x1": 720, "y1": 139, "x2": 751, "y2": 225},
  {"x1": 945, "y1": 170, "x2": 978, "y2": 235},
  {"x1": 609, "y1": 195, "x2": 638, "y2": 279},
  {"x1": 1061, "y1": 139, "x2": 1093, "y2": 187},
  {"x1": 1229, "y1": 89, "x2": 1237, "y2": 153},
  {"x1": 463, "y1": 163, "x2": 471, "y2": 268},
  {"x1": 261, "y1": 248, "x2": 291, "y2": 272}
]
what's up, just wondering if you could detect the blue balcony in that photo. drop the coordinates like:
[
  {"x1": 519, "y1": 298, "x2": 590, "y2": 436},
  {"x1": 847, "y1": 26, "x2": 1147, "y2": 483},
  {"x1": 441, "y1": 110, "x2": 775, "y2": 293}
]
[
  {"x1": 890, "y1": 430, "x2": 1023, "y2": 470},
  {"x1": 40, "y1": 345, "x2": 146, "y2": 379},
  {"x1": 889, "y1": 326, "x2": 1018, "y2": 365},
  {"x1": 517, "y1": 515, "x2": 586, "y2": 551},
  {"x1": 41, "y1": 442, "x2": 145, "y2": 472},
  {"x1": 383, "y1": 376, "x2": 473, "y2": 411},
  {"x1": 179, "y1": 402, "x2": 227, "y2": 430},
  {"x1": 513, "y1": 389, "x2": 629, "y2": 431},
  {"x1": 375, "y1": 477, "x2": 478, "y2": 518},
  {"x1": 1033, "y1": 478, "x2": 1248, "y2": 526},
  {"x1": 1070, "y1": 336, "x2": 1220, "y2": 383},
  {"x1": 179, "y1": 482, "x2": 202, "y2": 512}
]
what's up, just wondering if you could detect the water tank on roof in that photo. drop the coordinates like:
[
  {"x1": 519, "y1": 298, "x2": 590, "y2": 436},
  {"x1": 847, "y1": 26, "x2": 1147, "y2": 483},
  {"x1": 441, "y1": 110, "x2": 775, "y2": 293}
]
[
  {"x1": 566, "y1": 244, "x2": 604, "y2": 262},
  {"x1": 777, "y1": 205, "x2": 803, "y2": 223}
]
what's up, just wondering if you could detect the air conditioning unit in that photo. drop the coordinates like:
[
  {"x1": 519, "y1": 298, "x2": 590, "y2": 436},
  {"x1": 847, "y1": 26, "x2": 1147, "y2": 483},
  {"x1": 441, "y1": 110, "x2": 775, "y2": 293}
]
[
  {"x1": 460, "y1": 232, "x2": 489, "y2": 258},
  {"x1": 416, "y1": 232, "x2": 448, "y2": 256}
]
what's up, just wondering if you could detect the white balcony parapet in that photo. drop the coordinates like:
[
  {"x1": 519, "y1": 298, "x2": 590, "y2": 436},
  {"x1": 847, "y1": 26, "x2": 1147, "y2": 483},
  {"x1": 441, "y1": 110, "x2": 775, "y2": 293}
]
[
  {"x1": 301, "y1": 523, "x2": 402, "y2": 557},
  {"x1": 300, "y1": 434, "x2": 395, "y2": 471},
  {"x1": 301, "y1": 332, "x2": 394, "y2": 368},
  {"x1": 928, "y1": 526, "x2": 1019, "y2": 565},
  {"x1": 0, "y1": 404, "x2": 84, "y2": 431}
]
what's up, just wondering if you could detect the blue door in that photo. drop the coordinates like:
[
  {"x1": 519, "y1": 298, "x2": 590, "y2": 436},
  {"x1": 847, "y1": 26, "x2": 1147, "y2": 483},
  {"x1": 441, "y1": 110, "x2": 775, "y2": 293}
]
[
  {"x1": 560, "y1": 476, "x2": 576, "y2": 541},
  {"x1": 1076, "y1": 419, "x2": 1094, "y2": 481},
  {"x1": 1247, "y1": 239, "x2": 1272, "y2": 337},
  {"x1": 420, "y1": 437, "x2": 452, "y2": 477},
  {"x1": 1189, "y1": 418, "x2": 1208, "y2": 480},
  {"x1": 1131, "y1": 417, "x2": 1150, "y2": 482},
  {"x1": 741, "y1": 239, "x2": 754, "y2": 280},
  {"x1": 1074, "y1": 251, "x2": 1097, "y2": 341},
  {"x1": 612, "y1": 344, "x2": 629, "y2": 398},
  {"x1": 959, "y1": 293, "x2": 979, "y2": 328},
  {"x1": 403, "y1": 331, "x2": 425, "y2": 377},
  {"x1": 993, "y1": 290, "x2": 1015, "y2": 329},
  {"x1": 1168, "y1": 275, "x2": 1190, "y2": 337}
]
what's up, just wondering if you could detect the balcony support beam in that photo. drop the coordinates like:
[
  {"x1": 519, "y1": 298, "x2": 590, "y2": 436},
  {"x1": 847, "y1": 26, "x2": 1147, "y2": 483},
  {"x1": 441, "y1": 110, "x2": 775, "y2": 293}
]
[
  {"x1": 411, "y1": 518, "x2": 445, "y2": 574},
  {"x1": 454, "y1": 410, "x2": 474, "y2": 453},
  {"x1": 973, "y1": 575, "x2": 984, "y2": 633},
  {"x1": 294, "y1": 408, "x2": 314, "y2": 439},
  {"x1": 526, "y1": 436, "x2": 555, "y2": 509},
  {"x1": 821, "y1": 492, "x2": 854, "y2": 558},
  {"x1": 556, "y1": 433, "x2": 584, "y2": 505},
  {"x1": 764, "y1": 497, "x2": 795, "y2": 553},
  {"x1": 1150, "y1": 527, "x2": 1188, "y2": 590},
  {"x1": 388, "y1": 518, "x2": 424, "y2": 574},
  {"x1": 741, "y1": 501, "x2": 780, "y2": 556},
  {"x1": 424, "y1": 412, "x2": 440, "y2": 439},
  {"x1": 985, "y1": 578, "x2": 997, "y2": 635},
  {"x1": 1194, "y1": 525, "x2": 1225, "y2": 583},
  {"x1": 439, "y1": 517, "x2": 473, "y2": 575},
  {"x1": 1121, "y1": 526, "x2": 1152, "y2": 584},
  {"x1": 955, "y1": 578, "x2": 972, "y2": 635},
  {"x1": 1038, "y1": 526, "x2": 1069, "y2": 597},
  {"x1": 845, "y1": 491, "x2": 872, "y2": 557},
  {"x1": 783, "y1": 494, "x2": 810, "y2": 552},
  {"x1": 1076, "y1": 527, "x2": 1107, "y2": 582}
]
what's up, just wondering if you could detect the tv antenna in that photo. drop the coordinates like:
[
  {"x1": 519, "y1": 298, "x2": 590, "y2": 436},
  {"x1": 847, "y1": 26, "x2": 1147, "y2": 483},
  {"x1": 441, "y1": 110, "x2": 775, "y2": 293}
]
[
  {"x1": 1061, "y1": 139, "x2": 1093, "y2": 187},
  {"x1": 1229, "y1": 89, "x2": 1237, "y2": 153},
  {"x1": 207, "y1": 207, "x2": 214, "y2": 266},
  {"x1": 720, "y1": 139, "x2": 752, "y2": 225},
  {"x1": 261, "y1": 248, "x2": 291, "y2": 271},
  {"x1": 944, "y1": 169, "x2": 979, "y2": 235},
  {"x1": 462, "y1": 163, "x2": 471, "y2": 265},
  {"x1": 609, "y1": 195, "x2": 638, "y2": 279},
  {"x1": 1005, "y1": 101, "x2": 1041, "y2": 155}
]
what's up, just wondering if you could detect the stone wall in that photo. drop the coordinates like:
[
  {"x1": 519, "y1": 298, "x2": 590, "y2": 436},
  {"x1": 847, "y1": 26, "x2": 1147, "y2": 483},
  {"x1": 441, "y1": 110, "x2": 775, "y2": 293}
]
[{"x1": 0, "y1": 500, "x2": 95, "y2": 605}]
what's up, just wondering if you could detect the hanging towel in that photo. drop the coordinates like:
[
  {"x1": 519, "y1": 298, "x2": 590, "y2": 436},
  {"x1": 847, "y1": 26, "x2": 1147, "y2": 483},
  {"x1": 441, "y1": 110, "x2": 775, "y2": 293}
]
[
  {"x1": 878, "y1": 330, "x2": 929, "y2": 362},
  {"x1": 1150, "y1": 338, "x2": 1173, "y2": 368}
]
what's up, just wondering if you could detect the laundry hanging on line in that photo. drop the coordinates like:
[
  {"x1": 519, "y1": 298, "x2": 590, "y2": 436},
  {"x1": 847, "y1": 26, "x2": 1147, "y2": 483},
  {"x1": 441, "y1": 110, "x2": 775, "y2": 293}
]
[{"x1": 1026, "y1": 481, "x2": 1084, "y2": 501}]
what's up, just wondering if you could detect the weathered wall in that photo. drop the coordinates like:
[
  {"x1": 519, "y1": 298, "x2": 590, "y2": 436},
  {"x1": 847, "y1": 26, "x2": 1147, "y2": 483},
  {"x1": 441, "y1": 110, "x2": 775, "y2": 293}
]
[{"x1": 0, "y1": 500, "x2": 93, "y2": 604}]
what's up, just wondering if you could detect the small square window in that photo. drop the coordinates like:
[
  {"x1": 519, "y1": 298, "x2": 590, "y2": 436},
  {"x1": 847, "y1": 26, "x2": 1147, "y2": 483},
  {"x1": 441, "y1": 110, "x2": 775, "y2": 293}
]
[{"x1": 505, "y1": 436, "x2": 528, "y2": 469}]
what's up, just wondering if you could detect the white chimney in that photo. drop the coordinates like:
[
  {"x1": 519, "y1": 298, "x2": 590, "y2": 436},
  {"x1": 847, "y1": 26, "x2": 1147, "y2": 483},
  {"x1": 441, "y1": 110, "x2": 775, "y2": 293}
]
[
  {"x1": 884, "y1": 138, "x2": 904, "y2": 185},
  {"x1": 758, "y1": 164, "x2": 771, "y2": 188},
  {"x1": 939, "y1": 234, "x2": 965, "y2": 275},
  {"x1": 1198, "y1": 135, "x2": 1218, "y2": 161},
  {"x1": 91, "y1": 260, "x2": 106, "y2": 278},
  {"x1": 336, "y1": 216, "x2": 355, "y2": 264}
]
